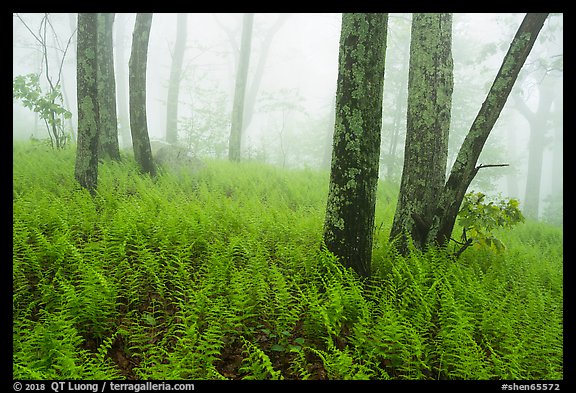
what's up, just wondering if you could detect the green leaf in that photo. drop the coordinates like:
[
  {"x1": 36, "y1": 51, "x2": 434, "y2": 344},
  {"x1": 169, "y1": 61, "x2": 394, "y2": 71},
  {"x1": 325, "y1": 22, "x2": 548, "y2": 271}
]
[{"x1": 143, "y1": 313, "x2": 156, "y2": 326}]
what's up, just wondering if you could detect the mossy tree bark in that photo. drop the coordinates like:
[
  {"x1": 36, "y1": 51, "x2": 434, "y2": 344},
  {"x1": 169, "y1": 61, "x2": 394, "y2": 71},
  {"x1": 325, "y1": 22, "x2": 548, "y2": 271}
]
[
  {"x1": 429, "y1": 13, "x2": 549, "y2": 247},
  {"x1": 390, "y1": 13, "x2": 454, "y2": 253},
  {"x1": 425, "y1": 13, "x2": 548, "y2": 249},
  {"x1": 97, "y1": 13, "x2": 121, "y2": 161},
  {"x1": 165, "y1": 13, "x2": 187, "y2": 145},
  {"x1": 323, "y1": 13, "x2": 388, "y2": 278},
  {"x1": 75, "y1": 13, "x2": 100, "y2": 195},
  {"x1": 228, "y1": 13, "x2": 254, "y2": 162},
  {"x1": 129, "y1": 13, "x2": 156, "y2": 176}
]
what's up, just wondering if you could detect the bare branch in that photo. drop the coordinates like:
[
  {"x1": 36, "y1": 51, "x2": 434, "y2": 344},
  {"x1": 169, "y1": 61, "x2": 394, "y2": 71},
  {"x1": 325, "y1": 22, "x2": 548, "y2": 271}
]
[{"x1": 476, "y1": 163, "x2": 509, "y2": 170}]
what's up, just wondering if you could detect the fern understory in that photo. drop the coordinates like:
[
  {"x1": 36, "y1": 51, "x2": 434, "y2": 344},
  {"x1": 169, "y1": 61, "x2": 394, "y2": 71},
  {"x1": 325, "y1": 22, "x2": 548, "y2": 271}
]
[{"x1": 13, "y1": 141, "x2": 563, "y2": 380}]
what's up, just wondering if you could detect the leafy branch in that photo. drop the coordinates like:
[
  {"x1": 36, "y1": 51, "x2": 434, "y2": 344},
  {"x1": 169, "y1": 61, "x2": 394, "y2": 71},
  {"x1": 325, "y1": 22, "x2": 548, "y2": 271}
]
[{"x1": 453, "y1": 191, "x2": 525, "y2": 257}]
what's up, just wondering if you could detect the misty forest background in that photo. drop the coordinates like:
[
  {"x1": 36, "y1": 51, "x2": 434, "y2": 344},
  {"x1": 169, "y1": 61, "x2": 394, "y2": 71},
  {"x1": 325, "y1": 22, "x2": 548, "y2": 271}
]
[{"x1": 13, "y1": 13, "x2": 562, "y2": 380}]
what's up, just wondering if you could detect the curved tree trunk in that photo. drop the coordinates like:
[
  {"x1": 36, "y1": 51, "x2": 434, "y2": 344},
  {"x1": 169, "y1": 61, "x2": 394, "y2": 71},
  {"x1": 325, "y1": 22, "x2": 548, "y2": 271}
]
[
  {"x1": 129, "y1": 13, "x2": 156, "y2": 176},
  {"x1": 389, "y1": 13, "x2": 548, "y2": 254},
  {"x1": 323, "y1": 13, "x2": 388, "y2": 277},
  {"x1": 75, "y1": 13, "x2": 100, "y2": 194},
  {"x1": 429, "y1": 13, "x2": 549, "y2": 247}
]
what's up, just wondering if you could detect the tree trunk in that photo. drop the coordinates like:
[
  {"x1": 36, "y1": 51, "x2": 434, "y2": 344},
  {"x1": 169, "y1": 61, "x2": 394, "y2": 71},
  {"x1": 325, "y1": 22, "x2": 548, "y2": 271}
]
[
  {"x1": 241, "y1": 14, "x2": 290, "y2": 135},
  {"x1": 321, "y1": 95, "x2": 336, "y2": 170},
  {"x1": 429, "y1": 13, "x2": 549, "y2": 247},
  {"x1": 228, "y1": 13, "x2": 254, "y2": 162},
  {"x1": 165, "y1": 13, "x2": 187, "y2": 144},
  {"x1": 323, "y1": 13, "x2": 388, "y2": 277},
  {"x1": 390, "y1": 13, "x2": 454, "y2": 253},
  {"x1": 129, "y1": 13, "x2": 156, "y2": 176},
  {"x1": 74, "y1": 13, "x2": 100, "y2": 195},
  {"x1": 115, "y1": 13, "x2": 131, "y2": 148},
  {"x1": 550, "y1": 90, "x2": 563, "y2": 197},
  {"x1": 67, "y1": 13, "x2": 77, "y2": 142},
  {"x1": 519, "y1": 78, "x2": 556, "y2": 219},
  {"x1": 97, "y1": 13, "x2": 121, "y2": 161}
]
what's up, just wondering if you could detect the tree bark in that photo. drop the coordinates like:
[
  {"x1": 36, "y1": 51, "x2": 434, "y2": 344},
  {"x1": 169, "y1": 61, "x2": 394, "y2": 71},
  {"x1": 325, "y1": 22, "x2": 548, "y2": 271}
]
[
  {"x1": 429, "y1": 13, "x2": 549, "y2": 247},
  {"x1": 165, "y1": 13, "x2": 187, "y2": 144},
  {"x1": 129, "y1": 13, "x2": 156, "y2": 176},
  {"x1": 75, "y1": 13, "x2": 100, "y2": 195},
  {"x1": 97, "y1": 13, "x2": 121, "y2": 161},
  {"x1": 517, "y1": 78, "x2": 556, "y2": 219},
  {"x1": 323, "y1": 13, "x2": 388, "y2": 277},
  {"x1": 228, "y1": 13, "x2": 254, "y2": 162},
  {"x1": 390, "y1": 13, "x2": 454, "y2": 253},
  {"x1": 241, "y1": 14, "x2": 290, "y2": 135},
  {"x1": 115, "y1": 13, "x2": 131, "y2": 148}
]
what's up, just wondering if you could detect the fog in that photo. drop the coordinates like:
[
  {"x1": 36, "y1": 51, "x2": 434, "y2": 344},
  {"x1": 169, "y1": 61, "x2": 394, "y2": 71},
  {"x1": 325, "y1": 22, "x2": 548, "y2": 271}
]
[{"x1": 12, "y1": 13, "x2": 563, "y2": 222}]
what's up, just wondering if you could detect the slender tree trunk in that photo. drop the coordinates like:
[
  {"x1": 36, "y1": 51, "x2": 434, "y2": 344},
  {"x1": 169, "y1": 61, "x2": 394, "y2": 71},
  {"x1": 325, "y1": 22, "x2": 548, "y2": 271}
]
[
  {"x1": 165, "y1": 13, "x2": 187, "y2": 144},
  {"x1": 550, "y1": 91, "x2": 563, "y2": 197},
  {"x1": 429, "y1": 13, "x2": 549, "y2": 247},
  {"x1": 115, "y1": 13, "x2": 131, "y2": 148},
  {"x1": 385, "y1": 40, "x2": 410, "y2": 181},
  {"x1": 65, "y1": 13, "x2": 77, "y2": 143},
  {"x1": 518, "y1": 78, "x2": 556, "y2": 219},
  {"x1": 390, "y1": 13, "x2": 454, "y2": 253},
  {"x1": 323, "y1": 13, "x2": 388, "y2": 277},
  {"x1": 228, "y1": 13, "x2": 254, "y2": 162},
  {"x1": 129, "y1": 13, "x2": 156, "y2": 176},
  {"x1": 75, "y1": 13, "x2": 100, "y2": 195},
  {"x1": 97, "y1": 13, "x2": 121, "y2": 161},
  {"x1": 241, "y1": 14, "x2": 289, "y2": 134}
]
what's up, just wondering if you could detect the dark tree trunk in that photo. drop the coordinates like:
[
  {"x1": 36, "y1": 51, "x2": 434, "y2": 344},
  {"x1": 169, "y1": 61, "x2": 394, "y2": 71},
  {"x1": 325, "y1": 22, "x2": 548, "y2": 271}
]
[
  {"x1": 390, "y1": 13, "x2": 454, "y2": 253},
  {"x1": 129, "y1": 13, "x2": 156, "y2": 176},
  {"x1": 321, "y1": 95, "x2": 336, "y2": 170},
  {"x1": 75, "y1": 13, "x2": 100, "y2": 195},
  {"x1": 228, "y1": 13, "x2": 254, "y2": 162},
  {"x1": 323, "y1": 13, "x2": 388, "y2": 277},
  {"x1": 165, "y1": 13, "x2": 187, "y2": 144},
  {"x1": 429, "y1": 13, "x2": 549, "y2": 247},
  {"x1": 97, "y1": 13, "x2": 121, "y2": 161}
]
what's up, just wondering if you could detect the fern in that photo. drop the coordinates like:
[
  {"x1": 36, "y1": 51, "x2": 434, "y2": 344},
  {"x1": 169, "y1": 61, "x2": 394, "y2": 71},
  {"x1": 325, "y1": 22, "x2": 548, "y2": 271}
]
[
  {"x1": 13, "y1": 141, "x2": 563, "y2": 380},
  {"x1": 239, "y1": 337, "x2": 283, "y2": 380}
]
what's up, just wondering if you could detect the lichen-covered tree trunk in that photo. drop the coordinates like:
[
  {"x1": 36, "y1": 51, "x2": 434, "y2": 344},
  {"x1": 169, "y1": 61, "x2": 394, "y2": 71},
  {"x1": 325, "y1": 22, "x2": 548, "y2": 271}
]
[
  {"x1": 323, "y1": 13, "x2": 388, "y2": 277},
  {"x1": 165, "y1": 13, "x2": 187, "y2": 145},
  {"x1": 429, "y1": 13, "x2": 549, "y2": 247},
  {"x1": 129, "y1": 13, "x2": 156, "y2": 176},
  {"x1": 228, "y1": 13, "x2": 254, "y2": 162},
  {"x1": 389, "y1": 13, "x2": 454, "y2": 253},
  {"x1": 97, "y1": 13, "x2": 121, "y2": 161},
  {"x1": 75, "y1": 13, "x2": 100, "y2": 195}
]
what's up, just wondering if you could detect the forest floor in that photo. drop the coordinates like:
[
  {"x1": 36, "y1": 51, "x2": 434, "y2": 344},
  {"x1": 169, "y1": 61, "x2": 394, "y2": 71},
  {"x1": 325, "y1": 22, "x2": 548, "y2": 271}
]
[{"x1": 13, "y1": 142, "x2": 563, "y2": 381}]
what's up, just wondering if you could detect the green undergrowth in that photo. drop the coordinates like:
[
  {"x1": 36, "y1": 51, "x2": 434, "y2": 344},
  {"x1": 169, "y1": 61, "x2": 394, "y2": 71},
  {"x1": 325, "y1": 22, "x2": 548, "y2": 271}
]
[{"x1": 13, "y1": 142, "x2": 563, "y2": 380}]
